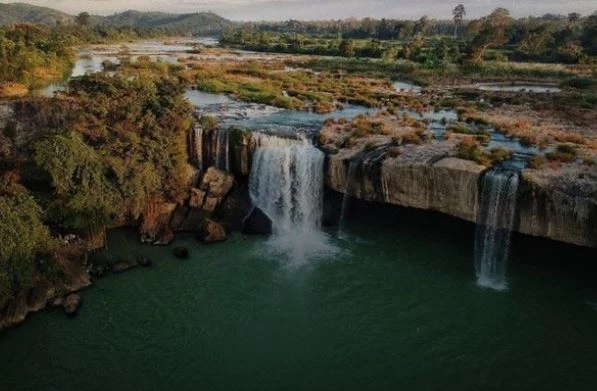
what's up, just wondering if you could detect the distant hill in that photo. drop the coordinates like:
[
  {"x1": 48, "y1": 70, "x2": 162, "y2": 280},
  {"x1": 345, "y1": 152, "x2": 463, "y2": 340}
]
[
  {"x1": 102, "y1": 10, "x2": 232, "y2": 35},
  {"x1": 0, "y1": 3, "x2": 232, "y2": 35},
  {"x1": 0, "y1": 3, "x2": 73, "y2": 26}
]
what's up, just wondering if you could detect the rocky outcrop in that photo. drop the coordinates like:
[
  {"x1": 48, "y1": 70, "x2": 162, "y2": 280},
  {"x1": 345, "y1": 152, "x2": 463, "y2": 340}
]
[
  {"x1": 63, "y1": 294, "x2": 82, "y2": 317},
  {"x1": 326, "y1": 146, "x2": 597, "y2": 248},
  {"x1": 326, "y1": 143, "x2": 485, "y2": 223},
  {"x1": 170, "y1": 167, "x2": 236, "y2": 233},
  {"x1": 0, "y1": 244, "x2": 91, "y2": 331},
  {"x1": 198, "y1": 219, "x2": 228, "y2": 243},
  {"x1": 139, "y1": 202, "x2": 178, "y2": 245},
  {"x1": 242, "y1": 207, "x2": 273, "y2": 235},
  {"x1": 517, "y1": 168, "x2": 597, "y2": 248}
]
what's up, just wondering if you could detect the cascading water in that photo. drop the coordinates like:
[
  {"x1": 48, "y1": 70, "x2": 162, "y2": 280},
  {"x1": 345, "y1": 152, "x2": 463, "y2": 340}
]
[
  {"x1": 249, "y1": 137, "x2": 337, "y2": 264},
  {"x1": 212, "y1": 129, "x2": 230, "y2": 172},
  {"x1": 474, "y1": 168, "x2": 520, "y2": 291},
  {"x1": 190, "y1": 127, "x2": 203, "y2": 173}
]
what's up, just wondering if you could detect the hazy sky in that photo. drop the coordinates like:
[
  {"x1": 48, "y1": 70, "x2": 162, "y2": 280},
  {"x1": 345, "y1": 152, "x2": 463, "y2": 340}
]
[{"x1": 2, "y1": 0, "x2": 596, "y2": 20}]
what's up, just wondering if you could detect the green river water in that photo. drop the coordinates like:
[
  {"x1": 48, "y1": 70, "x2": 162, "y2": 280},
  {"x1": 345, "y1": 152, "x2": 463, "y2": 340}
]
[{"x1": 1, "y1": 206, "x2": 596, "y2": 391}]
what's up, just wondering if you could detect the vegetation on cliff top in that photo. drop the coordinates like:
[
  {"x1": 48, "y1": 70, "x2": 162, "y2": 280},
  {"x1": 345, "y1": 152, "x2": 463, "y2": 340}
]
[{"x1": 0, "y1": 73, "x2": 193, "y2": 311}]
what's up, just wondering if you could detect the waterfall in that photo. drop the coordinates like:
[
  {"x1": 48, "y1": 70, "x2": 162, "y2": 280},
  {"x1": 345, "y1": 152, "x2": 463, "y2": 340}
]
[
  {"x1": 216, "y1": 129, "x2": 230, "y2": 172},
  {"x1": 190, "y1": 126, "x2": 203, "y2": 173},
  {"x1": 249, "y1": 138, "x2": 336, "y2": 264},
  {"x1": 474, "y1": 169, "x2": 520, "y2": 291}
]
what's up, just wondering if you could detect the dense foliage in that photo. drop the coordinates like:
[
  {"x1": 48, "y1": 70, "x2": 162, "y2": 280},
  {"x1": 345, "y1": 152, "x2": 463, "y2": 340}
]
[
  {"x1": 0, "y1": 172, "x2": 54, "y2": 309},
  {"x1": 0, "y1": 24, "x2": 75, "y2": 91},
  {"x1": 0, "y1": 23, "x2": 188, "y2": 96},
  {"x1": 223, "y1": 9, "x2": 597, "y2": 64},
  {"x1": 0, "y1": 73, "x2": 194, "y2": 309}
]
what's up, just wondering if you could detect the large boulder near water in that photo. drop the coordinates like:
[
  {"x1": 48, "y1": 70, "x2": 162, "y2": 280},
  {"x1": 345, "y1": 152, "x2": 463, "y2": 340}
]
[
  {"x1": 198, "y1": 219, "x2": 227, "y2": 243},
  {"x1": 139, "y1": 202, "x2": 177, "y2": 245},
  {"x1": 242, "y1": 207, "x2": 272, "y2": 235},
  {"x1": 201, "y1": 167, "x2": 234, "y2": 198},
  {"x1": 63, "y1": 294, "x2": 82, "y2": 317}
]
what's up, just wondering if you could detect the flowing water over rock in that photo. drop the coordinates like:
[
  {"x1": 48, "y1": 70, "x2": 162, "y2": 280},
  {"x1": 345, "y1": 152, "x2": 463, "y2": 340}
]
[
  {"x1": 474, "y1": 169, "x2": 520, "y2": 290},
  {"x1": 249, "y1": 139, "x2": 336, "y2": 264}
]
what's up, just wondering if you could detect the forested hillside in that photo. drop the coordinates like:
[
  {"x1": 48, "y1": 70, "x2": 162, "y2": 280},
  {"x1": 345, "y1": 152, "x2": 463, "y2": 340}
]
[{"x1": 0, "y1": 3, "x2": 231, "y2": 35}]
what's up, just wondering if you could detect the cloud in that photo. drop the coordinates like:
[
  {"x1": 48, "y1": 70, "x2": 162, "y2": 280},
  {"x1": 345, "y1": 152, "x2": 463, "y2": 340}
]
[{"x1": 1, "y1": 0, "x2": 595, "y2": 20}]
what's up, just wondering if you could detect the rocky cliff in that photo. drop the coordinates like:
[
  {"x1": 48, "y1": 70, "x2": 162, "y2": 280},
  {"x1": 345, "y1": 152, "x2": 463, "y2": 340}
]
[{"x1": 325, "y1": 146, "x2": 597, "y2": 249}]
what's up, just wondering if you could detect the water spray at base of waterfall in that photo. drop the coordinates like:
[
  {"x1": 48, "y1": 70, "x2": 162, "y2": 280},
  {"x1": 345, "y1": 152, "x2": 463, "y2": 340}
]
[
  {"x1": 249, "y1": 139, "x2": 338, "y2": 266},
  {"x1": 474, "y1": 169, "x2": 520, "y2": 291}
]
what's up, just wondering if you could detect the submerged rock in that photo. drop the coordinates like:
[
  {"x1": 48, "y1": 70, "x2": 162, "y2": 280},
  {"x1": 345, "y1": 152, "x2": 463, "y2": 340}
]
[
  {"x1": 136, "y1": 256, "x2": 153, "y2": 267},
  {"x1": 173, "y1": 247, "x2": 190, "y2": 259},
  {"x1": 242, "y1": 207, "x2": 272, "y2": 235},
  {"x1": 198, "y1": 219, "x2": 227, "y2": 243},
  {"x1": 63, "y1": 294, "x2": 82, "y2": 317},
  {"x1": 111, "y1": 261, "x2": 136, "y2": 274}
]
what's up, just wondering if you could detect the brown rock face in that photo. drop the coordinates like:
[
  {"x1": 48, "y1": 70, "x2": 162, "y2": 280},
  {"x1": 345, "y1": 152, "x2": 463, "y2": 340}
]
[
  {"x1": 199, "y1": 219, "x2": 228, "y2": 243},
  {"x1": 326, "y1": 148, "x2": 597, "y2": 249},
  {"x1": 517, "y1": 168, "x2": 597, "y2": 248},
  {"x1": 327, "y1": 146, "x2": 485, "y2": 224},
  {"x1": 0, "y1": 244, "x2": 91, "y2": 331},
  {"x1": 139, "y1": 202, "x2": 177, "y2": 245},
  {"x1": 202, "y1": 167, "x2": 235, "y2": 198}
]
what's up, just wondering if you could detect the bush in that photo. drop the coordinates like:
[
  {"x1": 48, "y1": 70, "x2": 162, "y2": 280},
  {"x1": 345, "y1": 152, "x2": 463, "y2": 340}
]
[{"x1": 546, "y1": 144, "x2": 577, "y2": 163}]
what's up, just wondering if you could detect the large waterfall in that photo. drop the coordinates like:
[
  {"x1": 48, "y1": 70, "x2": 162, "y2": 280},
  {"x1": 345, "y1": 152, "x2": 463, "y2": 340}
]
[
  {"x1": 249, "y1": 138, "x2": 336, "y2": 264},
  {"x1": 474, "y1": 169, "x2": 520, "y2": 291}
]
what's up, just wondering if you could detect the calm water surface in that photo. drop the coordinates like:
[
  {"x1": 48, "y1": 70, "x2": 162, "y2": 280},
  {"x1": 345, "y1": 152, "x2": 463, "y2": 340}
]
[{"x1": 1, "y1": 208, "x2": 596, "y2": 391}]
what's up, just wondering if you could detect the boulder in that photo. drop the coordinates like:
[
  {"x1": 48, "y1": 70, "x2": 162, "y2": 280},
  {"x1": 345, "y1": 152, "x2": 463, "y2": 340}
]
[
  {"x1": 136, "y1": 256, "x2": 153, "y2": 267},
  {"x1": 201, "y1": 167, "x2": 234, "y2": 198},
  {"x1": 242, "y1": 207, "x2": 273, "y2": 235},
  {"x1": 111, "y1": 261, "x2": 136, "y2": 274},
  {"x1": 139, "y1": 202, "x2": 177, "y2": 245},
  {"x1": 63, "y1": 294, "x2": 82, "y2": 317},
  {"x1": 189, "y1": 189, "x2": 207, "y2": 209},
  {"x1": 198, "y1": 219, "x2": 227, "y2": 243},
  {"x1": 90, "y1": 264, "x2": 110, "y2": 278},
  {"x1": 173, "y1": 247, "x2": 190, "y2": 259}
]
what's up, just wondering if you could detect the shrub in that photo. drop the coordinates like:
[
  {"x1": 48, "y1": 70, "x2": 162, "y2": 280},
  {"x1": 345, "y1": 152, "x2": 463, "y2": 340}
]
[
  {"x1": 527, "y1": 155, "x2": 546, "y2": 169},
  {"x1": 546, "y1": 144, "x2": 577, "y2": 163}
]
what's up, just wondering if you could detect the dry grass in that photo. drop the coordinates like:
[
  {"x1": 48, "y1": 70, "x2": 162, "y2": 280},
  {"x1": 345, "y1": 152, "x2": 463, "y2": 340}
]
[{"x1": 0, "y1": 83, "x2": 29, "y2": 98}]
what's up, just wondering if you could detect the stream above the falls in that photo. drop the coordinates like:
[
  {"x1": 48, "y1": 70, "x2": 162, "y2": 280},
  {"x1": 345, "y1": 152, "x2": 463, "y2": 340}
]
[{"x1": 1, "y1": 207, "x2": 596, "y2": 391}]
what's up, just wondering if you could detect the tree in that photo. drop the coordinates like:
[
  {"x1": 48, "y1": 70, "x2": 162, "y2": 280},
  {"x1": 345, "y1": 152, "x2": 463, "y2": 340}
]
[
  {"x1": 414, "y1": 16, "x2": 430, "y2": 36},
  {"x1": 567, "y1": 12, "x2": 581, "y2": 28},
  {"x1": 339, "y1": 39, "x2": 356, "y2": 57},
  {"x1": 453, "y1": 4, "x2": 466, "y2": 37},
  {"x1": 76, "y1": 12, "x2": 91, "y2": 27},
  {"x1": 582, "y1": 13, "x2": 597, "y2": 54},
  {"x1": 468, "y1": 8, "x2": 512, "y2": 64}
]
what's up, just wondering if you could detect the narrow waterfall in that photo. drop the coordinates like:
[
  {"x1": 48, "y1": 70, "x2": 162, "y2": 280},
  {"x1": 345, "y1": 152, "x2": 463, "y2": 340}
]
[
  {"x1": 338, "y1": 159, "x2": 361, "y2": 239},
  {"x1": 190, "y1": 126, "x2": 203, "y2": 173},
  {"x1": 249, "y1": 138, "x2": 336, "y2": 264},
  {"x1": 212, "y1": 128, "x2": 230, "y2": 172},
  {"x1": 474, "y1": 169, "x2": 520, "y2": 291}
]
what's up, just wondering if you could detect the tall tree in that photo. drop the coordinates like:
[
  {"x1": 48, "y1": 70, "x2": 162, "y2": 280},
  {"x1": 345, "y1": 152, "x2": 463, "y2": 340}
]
[
  {"x1": 76, "y1": 12, "x2": 91, "y2": 27},
  {"x1": 453, "y1": 4, "x2": 466, "y2": 37},
  {"x1": 468, "y1": 8, "x2": 512, "y2": 64}
]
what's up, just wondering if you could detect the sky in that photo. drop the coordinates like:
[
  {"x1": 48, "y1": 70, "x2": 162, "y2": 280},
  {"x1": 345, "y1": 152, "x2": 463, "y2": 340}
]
[{"x1": 2, "y1": 0, "x2": 596, "y2": 20}]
